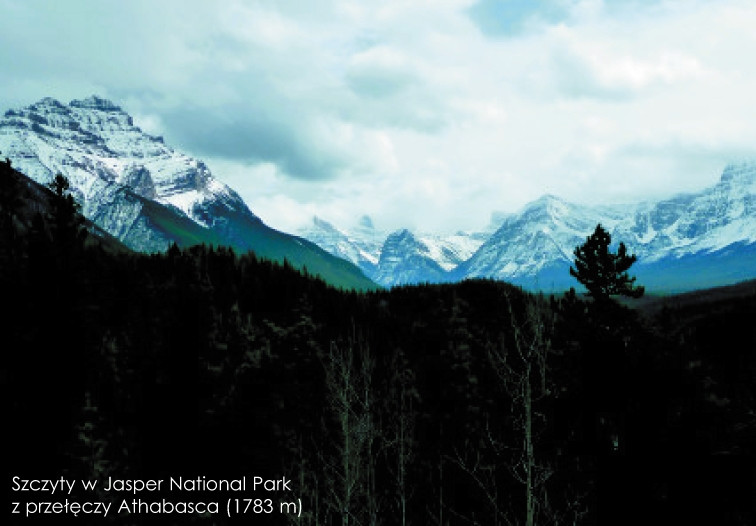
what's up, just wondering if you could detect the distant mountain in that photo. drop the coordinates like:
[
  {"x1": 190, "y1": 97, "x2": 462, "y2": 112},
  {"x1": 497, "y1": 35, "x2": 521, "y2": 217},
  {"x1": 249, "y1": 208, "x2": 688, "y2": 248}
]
[
  {"x1": 297, "y1": 215, "x2": 385, "y2": 278},
  {"x1": 0, "y1": 96, "x2": 375, "y2": 290},
  {"x1": 620, "y1": 162, "x2": 756, "y2": 291},
  {"x1": 372, "y1": 229, "x2": 449, "y2": 286},
  {"x1": 301, "y1": 164, "x2": 756, "y2": 292},
  {"x1": 298, "y1": 216, "x2": 486, "y2": 287},
  {"x1": 454, "y1": 195, "x2": 632, "y2": 287},
  {"x1": 617, "y1": 162, "x2": 756, "y2": 259}
]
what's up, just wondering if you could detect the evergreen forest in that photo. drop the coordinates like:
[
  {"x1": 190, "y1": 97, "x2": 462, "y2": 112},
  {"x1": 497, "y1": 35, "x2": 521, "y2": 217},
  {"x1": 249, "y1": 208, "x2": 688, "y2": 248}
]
[{"x1": 1, "y1": 159, "x2": 754, "y2": 525}]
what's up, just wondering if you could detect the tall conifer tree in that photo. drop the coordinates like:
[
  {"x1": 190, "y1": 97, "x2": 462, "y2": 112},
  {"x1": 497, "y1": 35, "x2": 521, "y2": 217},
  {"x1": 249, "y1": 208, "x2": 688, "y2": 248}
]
[{"x1": 570, "y1": 224, "x2": 644, "y2": 301}]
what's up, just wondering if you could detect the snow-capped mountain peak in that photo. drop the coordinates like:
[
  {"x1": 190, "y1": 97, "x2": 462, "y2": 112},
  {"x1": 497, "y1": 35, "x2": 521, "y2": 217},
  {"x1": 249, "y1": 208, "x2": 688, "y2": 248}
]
[
  {"x1": 0, "y1": 95, "x2": 376, "y2": 290},
  {"x1": 0, "y1": 95, "x2": 257, "y2": 241},
  {"x1": 298, "y1": 215, "x2": 385, "y2": 275},
  {"x1": 298, "y1": 215, "x2": 488, "y2": 287}
]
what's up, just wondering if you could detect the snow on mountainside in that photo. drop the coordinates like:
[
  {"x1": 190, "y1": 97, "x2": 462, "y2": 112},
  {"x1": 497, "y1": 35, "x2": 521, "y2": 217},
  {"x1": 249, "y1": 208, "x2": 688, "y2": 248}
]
[
  {"x1": 457, "y1": 166, "x2": 756, "y2": 290},
  {"x1": 615, "y1": 162, "x2": 756, "y2": 260},
  {"x1": 456, "y1": 195, "x2": 633, "y2": 281},
  {"x1": 298, "y1": 215, "x2": 385, "y2": 277},
  {"x1": 0, "y1": 96, "x2": 376, "y2": 290},
  {"x1": 298, "y1": 216, "x2": 485, "y2": 287},
  {"x1": 373, "y1": 229, "x2": 448, "y2": 286}
]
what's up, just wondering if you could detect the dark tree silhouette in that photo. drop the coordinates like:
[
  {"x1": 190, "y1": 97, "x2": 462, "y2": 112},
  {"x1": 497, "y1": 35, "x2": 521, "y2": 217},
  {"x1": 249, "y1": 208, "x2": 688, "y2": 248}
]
[
  {"x1": 0, "y1": 154, "x2": 23, "y2": 260},
  {"x1": 47, "y1": 173, "x2": 87, "y2": 256},
  {"x1": 570, "y1": 224, "x2": 644, "y2": 301}
]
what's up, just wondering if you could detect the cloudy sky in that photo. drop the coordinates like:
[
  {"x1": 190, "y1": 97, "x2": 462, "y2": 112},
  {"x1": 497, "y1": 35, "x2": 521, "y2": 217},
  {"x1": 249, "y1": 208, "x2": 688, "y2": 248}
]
[{"x1": 3, "y1": 0, "x2": 756, "y2": 233}]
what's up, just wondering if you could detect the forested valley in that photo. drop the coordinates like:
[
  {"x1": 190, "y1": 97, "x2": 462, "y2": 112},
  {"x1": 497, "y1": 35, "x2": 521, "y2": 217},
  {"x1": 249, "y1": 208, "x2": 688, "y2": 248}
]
[{"x1": 2, "y1": 159, "x2": 754, "y2": 525}]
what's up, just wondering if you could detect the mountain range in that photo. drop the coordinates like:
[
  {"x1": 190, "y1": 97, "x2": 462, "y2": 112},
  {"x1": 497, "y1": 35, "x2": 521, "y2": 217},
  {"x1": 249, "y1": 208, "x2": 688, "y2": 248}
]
[
  {"x1": 2, "y1": 95, "x2": 756, "y2": 294},
  {"x1": 297, "y1": 215, "x2": 489, "y2": 286},
  {"x1": 0, "y1": 96, "x2": 375, "y2": 291},
  {"x1": 299, "y1": 164, "x2": 756, "y2": 292}
]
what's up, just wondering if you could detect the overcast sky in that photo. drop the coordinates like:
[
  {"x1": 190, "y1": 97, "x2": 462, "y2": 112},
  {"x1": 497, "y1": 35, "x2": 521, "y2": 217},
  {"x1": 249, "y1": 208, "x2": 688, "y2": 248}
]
[{"x1": 3, "y1": 0, "x2": 756, "y2": 233}]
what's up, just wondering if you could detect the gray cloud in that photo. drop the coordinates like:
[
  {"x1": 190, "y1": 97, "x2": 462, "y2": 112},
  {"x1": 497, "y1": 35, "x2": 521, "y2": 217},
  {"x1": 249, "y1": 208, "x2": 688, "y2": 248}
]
[{"x1": 161, "y1": 103, "x2": 346, "y2": 180}]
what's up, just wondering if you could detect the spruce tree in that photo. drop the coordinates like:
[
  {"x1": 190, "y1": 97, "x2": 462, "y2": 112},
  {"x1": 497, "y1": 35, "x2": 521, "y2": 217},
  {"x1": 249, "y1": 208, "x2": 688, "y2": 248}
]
[
  {"x1": 0, "y1": 154, "x2": 23, "y2": 262},
  {"x1": 570, "y1": 224, "x2": 644, "y2": 301},
  {"x1": 47, "y1": 173, "x2": 87, "y2": 253}
]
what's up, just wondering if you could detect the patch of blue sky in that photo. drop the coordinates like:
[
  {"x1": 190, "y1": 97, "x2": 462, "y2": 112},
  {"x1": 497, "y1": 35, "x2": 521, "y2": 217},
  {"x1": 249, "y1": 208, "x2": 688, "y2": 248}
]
[
  {"x1": 467, "y1": 0, "x2": 666, "y2": 36},
  {"x1": 466, "y1": 0, "x2": 568, "y2": 36}
]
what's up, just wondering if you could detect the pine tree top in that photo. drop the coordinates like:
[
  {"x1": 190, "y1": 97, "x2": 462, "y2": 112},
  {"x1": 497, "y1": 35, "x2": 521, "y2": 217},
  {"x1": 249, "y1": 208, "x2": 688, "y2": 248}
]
[{"x1": 569, "y1": 224, "x2": 644, "y2": 301}]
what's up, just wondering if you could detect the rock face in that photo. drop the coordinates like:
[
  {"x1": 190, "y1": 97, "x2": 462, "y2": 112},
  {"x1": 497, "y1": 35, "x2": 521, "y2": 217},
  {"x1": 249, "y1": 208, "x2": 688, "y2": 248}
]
[
  {"x1": 372, "y1": 229, "x2": 448, "y2": 287},
  {"x1": 0, "y1": 96, "x2": 375, "y2": 290}
]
